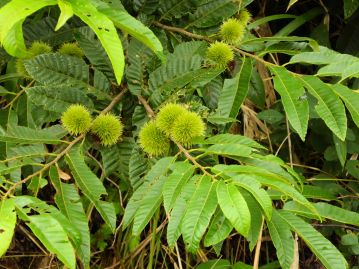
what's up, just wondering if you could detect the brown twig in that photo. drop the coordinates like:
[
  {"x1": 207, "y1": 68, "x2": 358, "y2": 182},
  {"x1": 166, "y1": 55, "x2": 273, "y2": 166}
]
[
  {"x1": 2, "y1": 90, "x2": 127, "y2": 199},
  {"x1": 154, "y1": 22, "x2": 212, "y2": 42},
  {"x1": 153, "y1": 22, "x2": 276, "y2": 67},
  {"x1": 3, "y1": 80, "x2": 35, "y2": 109},
  {"x1": 138, "y1": 95, "x2": 155, "y2": 118}
]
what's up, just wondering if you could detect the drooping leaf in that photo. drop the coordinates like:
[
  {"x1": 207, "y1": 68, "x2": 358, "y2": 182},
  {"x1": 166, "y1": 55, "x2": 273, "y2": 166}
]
[
  {"x1": 283, "y1": 201, "x2": 359, "y2": 226},
  {"x1": 181, "y1": 175, "x2": 217, "y2": 252},
  {"x1": 331, "y1": 84, "x2": 359, "y2": 129},
  {"x1": 96, "y1": 3, "x2": 163, "y2": 56},
  {"x1": 270, "y1": 66, "x2": 309, "y2": 140},
  {"x1": 50, "y1": 167, "x2": 91, "y2": 268},
  {"x1": 66, "y1": 145, "x2": 116, "y2": 232},
  {"x1": 18, "y1": 213, "x2": 76, "y2": 269},
  {"x1": 0, "y1": 199, "x2": 16, "y2": 257},
  {"x1": 298, "y1": 75, "x2": 347, "y2": 140},
  {"x1": 277, "y1": 210, "x2": 348, "y2": 269},
  {"x1": 55, "y1": 0, "x2": 74, "y2": 31},
  {"x1": 69, "y1": 0, "x2": 124, "y2": 83},
  {"x1": 267, "y1": 210, "x2": 295, "y2": 269},
  {"x1": 216, "y1": 181, "x2": 251, "y2": 237},
  {"x1": 0, "y1": 0, "x2": 56, "y2": 57}
]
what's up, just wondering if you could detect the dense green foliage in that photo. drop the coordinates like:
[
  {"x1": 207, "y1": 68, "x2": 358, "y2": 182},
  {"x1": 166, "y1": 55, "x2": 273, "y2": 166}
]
[{"x1": 0, "y1": 0, "x2": 359, "y2": 268}]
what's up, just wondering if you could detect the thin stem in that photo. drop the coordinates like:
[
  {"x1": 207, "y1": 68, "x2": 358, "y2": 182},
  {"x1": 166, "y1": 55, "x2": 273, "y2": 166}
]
[{"x1": 3, "y1": 80, "x2": 35, "y2": 109}]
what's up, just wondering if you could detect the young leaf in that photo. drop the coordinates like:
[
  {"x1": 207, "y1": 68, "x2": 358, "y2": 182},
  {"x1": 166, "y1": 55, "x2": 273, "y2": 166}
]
[
  {"x1": 55, "y1": 0, "x2": 73, "y2": 31},
  {"x1": 298, "y1": 75, "x2": 347, "y2": 140},
  {"x1": 267, "y1": 210, "x2": 295, "y2": 269},
  {"x1": 96, "y1": 4, "x2": 163, "y2": 57},
  {"x1": 0, "y1": 0, "x2": 56, "y2": 57},
  {"x1": 66, "y1": 146, "x2": 116, "y2": 232},
  {"x1": 277, "y1": 210, "x2": 348, "y2": 269},
  {"x1": 216, "y1": 181, "x2": 251, "y2": 237},
  {"x1": 0, "y1": 199, "x2": 16, "y2": 257},
  {"x1": 270, "y1": 66, "x2": 309, "y2": 140},
  {"x1": 181, "y1": 175, "x2": 217, "y2": 252},
  {"x1": 69, "y1": 0, "x2": 124, "y2": 83},
  {"x1": 50, "y1": 167, "x2": 91, "y2": 268}
]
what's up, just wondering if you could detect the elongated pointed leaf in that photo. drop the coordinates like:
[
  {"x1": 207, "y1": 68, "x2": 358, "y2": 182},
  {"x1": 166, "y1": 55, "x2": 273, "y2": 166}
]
[
  {"x1": 216, "y1": 57, "x2": 253, "y2": 120},
  {"x1": 0, "y1": 199, "x2": 16, "y2": 257},
  {"x1": 216, "y1": 181, "x2": 251, "y2": 237},
  {"x1": 50, "y1": 167, "x2": 90, "y2": 268},
  {"x1": 55, "y1": 0, "x2": 73, "y2": 31},
  {"x1": 163, "y1": 162, "x2": 195, "y2": 213},
  {"x1": 232, "y1": 175, "x2": 272, "y2": 220},
  {"x1": 123, "y1": 157, "x2": 174, "y2": 229},
  {"x1": 167, "y1": 177, "x2": 196, "y2": 248},
  {"x1": 66, "y1": 146, "x2": 116, "y2": 232},
  {"x1": 2, "y1": 20, "x2": 30, "y2": 58},
  {"x1": 284, "y1": 201, "x2": 359, "y2": 226},
  {"x1": 21, "y1": 213, "x2": 76, "y2": 269},
  {"x1": 0, "y1": 0, "x2": 56, "y2": 57},
  {"x1": 133, "y1": 175, "x2": 166, "y2": 235},
  {"x1": 181, "y1": 175, "x2": 217, "y2": 252},
  {"x1": 267, "y1": 210, "x2": 295, "y2": 269},
  {"x1": 331, "y1": 84, "x2": 359, "y2": 129},
  {"x1": 69, "y1": 0, "x2": 124, "y2": 83},
  {"x1": 299, "y1": 75, "x2": 347, "y2": 140},
  {"x1": 96, "y1": 4, "x2": 163, "y2": 56},
  {"x1": 270, "y1": 66, "x2": 309, "y2": 140},
  {"x1": 204, "y1": 209, "x2": 232, "y2": 247},
  {"x1": 277, "y1": 210, "x2": 348, "y2": 269},
  {"x1": 0, "y1": 124, "x2": 66, "y2": 144}
]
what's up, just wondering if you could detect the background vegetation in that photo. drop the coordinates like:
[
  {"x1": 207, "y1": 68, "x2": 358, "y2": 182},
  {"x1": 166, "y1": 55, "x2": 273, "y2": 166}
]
[{"x1": 0, "y1": 0, "x2": 359, "y2": 268}]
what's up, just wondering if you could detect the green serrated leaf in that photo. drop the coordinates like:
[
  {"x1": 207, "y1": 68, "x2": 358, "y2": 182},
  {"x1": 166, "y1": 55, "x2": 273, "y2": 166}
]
[
  {"x1": 181, "y1": 175, "x2": 217, "y2": 252},
  {"x1": 66, "y1": 145, "x2": 116, "y2": 232},
  {"x1": 69, "y1": 0, "x2": 124, "y2": 83},
  {"x1": 0, "y1": 199, "x2": 16, "y2": 257},
  {"x1": 267, "y1": 210, "x2": 295, "y2": 269},
  {"x1": 299, "y1": 75, "x2": 347, "y2": 140},
  {"x1": 278, "y1": 210, "x2": 348, "y2": 269},
  {"x1": 270, "y1": 66, "x2": 309, "y2": 140},
  {"x1": 216, "y1": 181, "x2": 250, "y2": 237},
  {"x1": 50, "y1": 167, "x2": 90, "y2": 268}
]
